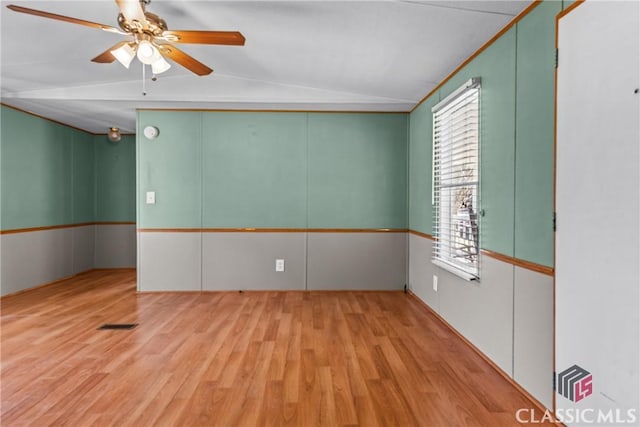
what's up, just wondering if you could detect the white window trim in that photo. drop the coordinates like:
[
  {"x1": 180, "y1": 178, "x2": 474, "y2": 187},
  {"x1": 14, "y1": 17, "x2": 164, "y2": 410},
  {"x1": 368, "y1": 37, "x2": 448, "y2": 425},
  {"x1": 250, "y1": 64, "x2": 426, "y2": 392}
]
[
  {"x1": 432, "y1": 259, "x2": 478, "y2": 282},
  {"x1": 431, "y1": 77, "x2": 481, "y2": 281}
]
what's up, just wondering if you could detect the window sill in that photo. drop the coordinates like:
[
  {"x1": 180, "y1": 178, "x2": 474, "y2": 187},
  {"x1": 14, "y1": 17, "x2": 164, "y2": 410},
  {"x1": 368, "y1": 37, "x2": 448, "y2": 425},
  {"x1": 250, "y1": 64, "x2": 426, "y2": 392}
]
[{"x1": 431, "y1": 259, "x2": 478, "y2": 282}]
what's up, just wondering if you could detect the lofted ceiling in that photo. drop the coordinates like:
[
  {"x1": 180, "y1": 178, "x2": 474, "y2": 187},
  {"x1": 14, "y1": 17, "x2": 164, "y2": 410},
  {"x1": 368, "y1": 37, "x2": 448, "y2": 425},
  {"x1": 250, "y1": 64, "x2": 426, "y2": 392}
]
[{"x1": 0, "y1": 0, "x2": 533, "y2": 134}]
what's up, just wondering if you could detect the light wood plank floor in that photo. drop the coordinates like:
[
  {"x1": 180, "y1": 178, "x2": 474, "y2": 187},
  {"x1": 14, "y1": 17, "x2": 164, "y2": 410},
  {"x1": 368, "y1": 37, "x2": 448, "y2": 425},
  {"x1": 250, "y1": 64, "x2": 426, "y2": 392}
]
[{"x1": 1, "y1": 270, "x2": 553, "y2": 426}]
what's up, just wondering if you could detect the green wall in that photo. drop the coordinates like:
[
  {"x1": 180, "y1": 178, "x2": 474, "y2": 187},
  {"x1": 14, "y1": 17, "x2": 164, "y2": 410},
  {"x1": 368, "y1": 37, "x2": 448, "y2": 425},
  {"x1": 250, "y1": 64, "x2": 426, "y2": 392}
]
[
  {"x1": 73, "y1": 132, "x2": 96, "y2": 224},
  {"x1": 408, "y1": 0, "x2": 561, "y2": 267},
  {"x1": 95, "y1": 134, "x2": 136, "y2": 222},
  {"x1": 1, "y1": 105, "x2": 136, "y2": 231},
  {"x1": 408, "y1": 97, "x2": 437, "y2": 234},
  {"x1": 1, "y1": 106, "x2": 89, "y2": 230},
  {"x1": 137, "y1": 111, "x2": 408, "y2": 229},
  {"x1": 308, "y1": 114, "x2": 407, "y2": 229},
  {"x1": 203, "y1": 113, "x2": 307, "y2": 228},
  {"x1": 137, "y1": 112, "x2": 202, "y2": 228},
  {"x1": 514, "y1": 0, "x2": 560, "y2": 267}
]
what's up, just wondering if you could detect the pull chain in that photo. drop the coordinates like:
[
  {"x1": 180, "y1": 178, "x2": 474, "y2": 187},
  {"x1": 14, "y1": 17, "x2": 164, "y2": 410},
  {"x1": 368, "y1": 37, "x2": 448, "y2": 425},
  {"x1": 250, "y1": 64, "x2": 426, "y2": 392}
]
[{"x1": 142, "y1": 63, "x2": 147, "y2": 96}]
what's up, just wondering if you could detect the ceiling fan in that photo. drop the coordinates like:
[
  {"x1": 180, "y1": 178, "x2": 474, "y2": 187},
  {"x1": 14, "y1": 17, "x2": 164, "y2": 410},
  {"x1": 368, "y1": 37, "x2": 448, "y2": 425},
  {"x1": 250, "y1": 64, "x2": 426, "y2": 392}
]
[{"x1": 6, "y1": 0, "x2": 245, "y2": 76}]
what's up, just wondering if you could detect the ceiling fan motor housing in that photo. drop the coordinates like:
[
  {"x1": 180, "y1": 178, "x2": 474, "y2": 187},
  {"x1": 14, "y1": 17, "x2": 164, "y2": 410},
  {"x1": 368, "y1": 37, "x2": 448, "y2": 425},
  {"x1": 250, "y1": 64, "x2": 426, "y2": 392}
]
[{"x1": 117, "y1": 11, "x2": 167, "y2": 36}]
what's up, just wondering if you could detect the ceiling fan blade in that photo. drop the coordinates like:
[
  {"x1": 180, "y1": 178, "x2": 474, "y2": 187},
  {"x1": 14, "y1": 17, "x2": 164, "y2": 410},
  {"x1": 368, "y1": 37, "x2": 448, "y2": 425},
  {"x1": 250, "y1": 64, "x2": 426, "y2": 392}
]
[
  {"x1": 162, "y1": 30, "x2": 245, "y2": 46},
  {"x1": 115, "y1": 0, "x2": 147, "y2": 26},
  {"x1": 6, "y1": 4, "x2": 121, "y2": 33},
  {"x1": 157, "y1": 44, "x2": 213, "y2": 76},
  {"x1": 91, "y1": 41, "x2": 129, "y2": 63}
]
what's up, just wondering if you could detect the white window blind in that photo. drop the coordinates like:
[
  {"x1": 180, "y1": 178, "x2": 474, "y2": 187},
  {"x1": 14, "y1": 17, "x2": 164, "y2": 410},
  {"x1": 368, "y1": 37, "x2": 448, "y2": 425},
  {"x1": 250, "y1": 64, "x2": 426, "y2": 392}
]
[{"x1": 432, "y1": 78, "x2": 480, "y2": 280}]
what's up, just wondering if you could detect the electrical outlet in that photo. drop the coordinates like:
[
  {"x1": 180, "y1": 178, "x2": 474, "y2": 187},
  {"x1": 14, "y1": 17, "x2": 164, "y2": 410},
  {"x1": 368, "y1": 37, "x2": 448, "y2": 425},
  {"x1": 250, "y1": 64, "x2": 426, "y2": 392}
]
[
  {"x1": 433, "y1": 275, "x2": 438, "y2": 292},
  {"x1": 275, "y1": 259, "x2": 285, "y2": 272}
]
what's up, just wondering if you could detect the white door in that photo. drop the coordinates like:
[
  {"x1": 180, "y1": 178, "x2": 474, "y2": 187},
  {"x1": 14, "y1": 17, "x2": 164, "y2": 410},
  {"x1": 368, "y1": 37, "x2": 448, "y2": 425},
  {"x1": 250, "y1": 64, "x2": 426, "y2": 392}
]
[{"x1": 556, "y1": 1, "x2": 639, "y2": 424}]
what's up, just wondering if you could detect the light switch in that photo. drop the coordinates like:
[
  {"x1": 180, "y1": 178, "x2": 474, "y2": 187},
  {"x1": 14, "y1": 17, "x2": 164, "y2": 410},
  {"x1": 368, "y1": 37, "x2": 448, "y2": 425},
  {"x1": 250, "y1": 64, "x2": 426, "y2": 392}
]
[
  {"x1": 146, "y1": 191, "x2": 156, "y2": 204},
  {"x1": 275, "y1": 259, "x2": 285, "y2": 272}
]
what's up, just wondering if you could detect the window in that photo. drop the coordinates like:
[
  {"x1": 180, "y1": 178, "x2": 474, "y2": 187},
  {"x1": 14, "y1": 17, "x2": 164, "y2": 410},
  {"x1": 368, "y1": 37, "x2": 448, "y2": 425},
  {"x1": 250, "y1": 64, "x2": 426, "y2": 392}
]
[{"x1": 432, "y1": 78, "x2": 480, "y2": 280}]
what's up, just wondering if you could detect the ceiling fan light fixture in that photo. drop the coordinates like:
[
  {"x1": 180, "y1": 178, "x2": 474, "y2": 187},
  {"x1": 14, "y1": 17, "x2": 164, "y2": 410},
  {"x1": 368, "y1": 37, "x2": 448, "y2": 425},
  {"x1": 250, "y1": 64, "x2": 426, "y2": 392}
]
[
  {"x1": 111, "y1": 43, "x2": 136, "y2": 68},
  {"x1": 136, "y1": 39, "x2": 160, "y2": 65},
  {"x1": 107, "y1": 127, "x2": 121, "y2": 142},
  {"x1": 151, "y1": 56, "x2": 171, "y2": 74},
  {"x1": 7, "y1": 3, "x2": 245, "y2": 78}
]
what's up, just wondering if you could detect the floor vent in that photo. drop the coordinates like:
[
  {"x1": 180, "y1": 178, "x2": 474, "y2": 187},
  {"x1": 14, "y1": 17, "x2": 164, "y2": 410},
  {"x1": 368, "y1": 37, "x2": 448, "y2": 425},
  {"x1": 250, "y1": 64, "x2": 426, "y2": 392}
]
[{"x1": 97, "y1": 323, "x2": 138, "y2": 330}]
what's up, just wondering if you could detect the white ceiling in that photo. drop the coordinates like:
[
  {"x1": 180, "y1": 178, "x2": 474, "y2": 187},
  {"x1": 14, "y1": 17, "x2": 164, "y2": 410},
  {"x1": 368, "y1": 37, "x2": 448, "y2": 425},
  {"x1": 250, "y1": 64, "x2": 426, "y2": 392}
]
[{"x1": 1, "y1": 0, "x2": 533, "y2": 133}]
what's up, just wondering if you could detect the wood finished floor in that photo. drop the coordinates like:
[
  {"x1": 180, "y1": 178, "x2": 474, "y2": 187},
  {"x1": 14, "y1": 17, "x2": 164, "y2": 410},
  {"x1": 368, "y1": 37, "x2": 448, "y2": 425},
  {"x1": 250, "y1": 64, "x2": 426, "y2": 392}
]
[{"x1": 1, "y1": 270, "x2": 553, "y2": 426}]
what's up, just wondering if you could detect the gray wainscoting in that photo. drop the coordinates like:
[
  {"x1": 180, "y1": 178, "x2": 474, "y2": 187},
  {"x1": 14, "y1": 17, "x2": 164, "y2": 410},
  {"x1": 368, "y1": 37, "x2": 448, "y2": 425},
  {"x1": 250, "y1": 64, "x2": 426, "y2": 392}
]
[
  {"x1": 73, "y1": 225, "x2": 96, "y2": 273},
  {"x1": 408, "y1": 233, "x2": 438, "y2": 309},
  {"x1": 95, "y1": 224, "x2": 136, "y2": 268},
  {"x1": 138, "y1": 231, "x2": 407, "y2": 292},
  {"x1": 513, "y1": 266, "x2": 553, "y2": 409},
  {"x1": 438, "y1": 255, "x2": 514, "y2": 374},
  {"x1": 1, "y1": 225, "x2": 95, "y2": 296},
  {"x1": 306, "y1": 232, "x2": 407, "y2": 290},
  {"x1": 202, "y1": 232, "x2": 306, "y2": 291},
  {"x1": 138, "y1": 232, "x2": 202, "y2": 291}
]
